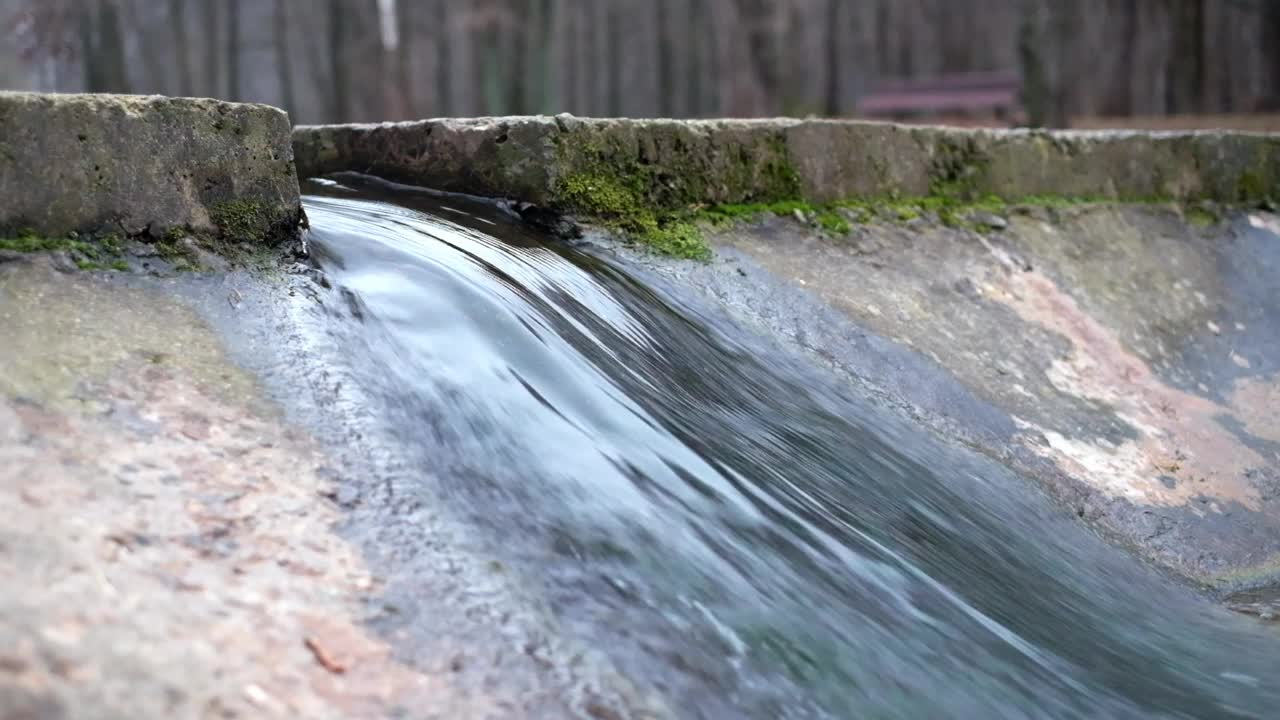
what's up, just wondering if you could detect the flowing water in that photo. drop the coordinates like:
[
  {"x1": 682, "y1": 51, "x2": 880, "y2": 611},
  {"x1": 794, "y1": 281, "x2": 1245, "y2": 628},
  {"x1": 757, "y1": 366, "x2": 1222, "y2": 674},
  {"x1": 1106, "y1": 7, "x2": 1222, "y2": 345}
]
[{"x1": 288, "y1": 177, "x2": 1278, "y2": 719}]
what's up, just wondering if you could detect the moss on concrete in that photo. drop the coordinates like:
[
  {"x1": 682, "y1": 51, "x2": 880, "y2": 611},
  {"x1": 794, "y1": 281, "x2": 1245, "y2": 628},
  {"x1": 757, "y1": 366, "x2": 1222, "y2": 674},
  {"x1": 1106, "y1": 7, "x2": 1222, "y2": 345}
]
[
  {"x1": 552, "y1": 172, "x2": 711, "y2": 260},
  {"x1": 640, "y1": 221, "x2": 711, "y2": 261},
  {"x1": 0, "y1": 232, "x2": 74, "y2": 254},
  {"x1": 209, "y1": 199, "x2": 276, "y2": 241},
  {"x1": 0, "y1": 230, "x2": 131, "y2": 271},
  {"x1": 0, "y1": 220, "x2": 284, "y2": 273},
  {"x1": 1237, "y1": 171, "x2": 1270, "y2": 203},
  {"x1": 295, "y1": 116, "x2": 1278, "y2": 259},
  {"x1": 550, "y1": 170, "x2": 1236, "y2": 258},
  {"x1": 927, "y1": 134, "x2": 992, "y2": 202},
  {"x1": 543, "y1": 122, "x2": 812, "y2": 258},
  {"x1": 692, "y1": 193, "x2": 1200, "y2": 241},
  {"x1": 1185, "y1": 206, "x2": 1219, "y2": 228}
]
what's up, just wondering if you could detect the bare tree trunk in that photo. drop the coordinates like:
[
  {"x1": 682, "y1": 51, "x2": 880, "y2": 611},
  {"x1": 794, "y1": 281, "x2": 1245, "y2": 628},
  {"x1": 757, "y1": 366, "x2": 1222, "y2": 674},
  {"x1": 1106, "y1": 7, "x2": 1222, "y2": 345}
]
[
  {"x1": 274, "y1": 0, "x2": 297, "y2": 117},
  {"x1": 691, "y1": 0, "x2": 713, "y2": 115},
  {"x1": 328, "y1": 0, "x2": 350, "y2": 121},
  {"x1": 874, "y1": 0, "x2": 890, "y2": 76},
  {"x1": 444, "y1": 4, "x2": 474, "y2": 116},
  {"x1": 607, "y1": 2, "x2": 623, "y2": 116},
  {"x1": 824, "y1": 0, "x2": 841, "y2": 116},
  {"x1": 1166, "y1": 0, "x2": 1206, "y2": 114},
  {"x1": 1261, "y1": 0, "x2": 1280, "y2": 110},
  {"x1": 589, "y1": 1, "x2": 611, "y2": 115},
  {"x1": 664, "y1": 0, "x2": 695, "y2": 117},
  {"x1": 79, "y1": 0, "x2": 103, "y2": 92},
  {"x1": 480, "y1": 11, "x2": 508, "y2": 116},
  {"x1": 548, "y1": 0, "x2": 572, "y2": 112},
  {"x1": 420, "y1": 0, "x2": 445, "y2": 117},
  {"x1": 98, "y1": 0, "x2": 130, "y2": 93},
  {"x1": 436, "y1": 0, "x2": 454, "y2": 116},
  {"x1": 740, "y1": 0, "x2": 782, "y2": 114},
  {"x1": 395, "y1": 0, "x2": 418, "y2": 117},
  {"x1": 1046, "y1": 1, "x2": 1076, "y2": 126},
  {"x1": 1018, "y1": 0, "x2": 1051, "y2": 126},
  {"x1": 1101, "y1": 0, "x2": 1138, "y2": 116},
  {"x1": 565, "y1": 0, "x2": 583, "y2": 113},
  {"x1": 225, "y1": 0, "x2": 241, "y2": 100},
  {"x1": 617, "y1": 0, "x2": 658, "y2": 117},
  {"x1": 202, "y1": 0, "x2": 221, "y2": 97},
  {"x1": 707, "y1": 0, "x2": 764, "y2": 115},
  {"x1": 376, "y1": 0, "x2": 406, "y2": 119},
  {"x1": 169, "y1": 0, "x2": 193, "y2": 96},
  {"x1": 120, "y1": 0, "x2": 165, "y2": 93},
  {"x1": 519, "y1": 0, "x2": 551, "y2": 114}
]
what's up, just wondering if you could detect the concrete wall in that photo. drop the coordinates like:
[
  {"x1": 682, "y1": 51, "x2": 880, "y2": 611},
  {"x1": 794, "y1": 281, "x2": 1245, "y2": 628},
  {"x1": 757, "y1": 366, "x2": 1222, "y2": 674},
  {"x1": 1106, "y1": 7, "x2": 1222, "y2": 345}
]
[
  {"x1": 0, "y1": 92, "x2": 302, "y2": 242},
  {"x1": 293, "y1": 116, "x2": 1279, "y2": 213}
]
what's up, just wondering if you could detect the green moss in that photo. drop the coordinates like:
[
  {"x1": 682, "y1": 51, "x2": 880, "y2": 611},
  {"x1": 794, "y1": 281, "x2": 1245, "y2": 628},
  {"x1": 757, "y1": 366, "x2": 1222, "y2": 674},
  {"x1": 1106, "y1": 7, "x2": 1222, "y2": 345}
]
[
  {"x1": 554, "y1": 171, "x2": 713, "y2": 259},
  {"x1": 696, "y1": 190, "x2": 1237, "y2": 243},
  {"x1": 815, "y1": 209, "x2": 851, "y2": 235},
  {"x1": 1016, "y1": 194, "x2": 1108, "y2": 208},
  {"x1": 210, "y1": 199, "x2": 273, "y2": 241},
  {"x1": 702, "y1": 203, "x2": 768, "y2": 224},
  {"x1": 0, "y1": 231, "x2": 71, "y2": 253},
  {"x1": 1237, "y1": 170, "x2": 1271, "y2": 203},
  {"x1": 928, "y1": 135, "x2": 992, "y2": 201},
  {"x1": 1185, "y1": 206, "x2": 1218, "y2": 228},
  {"x1": 556, "y1": 173, "x2": 644, "y2": 221},
  {"x1": 639, "y1": 221, "x2": 711, "y2": 260},
  {"x1": 893, "y1": 206, "x2": 921, "y2": 222},
  {"x1": 704, "y1": 200, "x2": 811, "y2": 225},
  {"x1": 548, "y1": 127, "x2": 811, "y2": 259},
  {"x1": 696, "y1": 201, "x2": 851, "y2": 237},
  {"x1": 695, "y1": 193, "x2": 1134, "y2": 236},
  {"x1": 761, "y1": 135, "x2": 804, "y2": 200},
  {"x1": 0, "y1": 230, "x2": 133, "y2": 271},
  {"x1": 545, "y1": 124, "x2": 1247, "y2": 256}
]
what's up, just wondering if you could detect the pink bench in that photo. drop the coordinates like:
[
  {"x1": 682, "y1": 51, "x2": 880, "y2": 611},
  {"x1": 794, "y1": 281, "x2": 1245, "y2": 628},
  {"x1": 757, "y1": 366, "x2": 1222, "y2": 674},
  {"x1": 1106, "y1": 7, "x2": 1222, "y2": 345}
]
[{"x1": 859, "y1": 71, "x2": 1021, "y2": 122}]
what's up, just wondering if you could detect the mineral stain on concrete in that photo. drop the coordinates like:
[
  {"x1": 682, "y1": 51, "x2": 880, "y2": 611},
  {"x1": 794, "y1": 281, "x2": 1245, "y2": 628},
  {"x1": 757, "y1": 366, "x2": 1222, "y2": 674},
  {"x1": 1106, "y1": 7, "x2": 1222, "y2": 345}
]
[{"x1": 596, "y1": 202, "x2": 1280, "y2": 592}]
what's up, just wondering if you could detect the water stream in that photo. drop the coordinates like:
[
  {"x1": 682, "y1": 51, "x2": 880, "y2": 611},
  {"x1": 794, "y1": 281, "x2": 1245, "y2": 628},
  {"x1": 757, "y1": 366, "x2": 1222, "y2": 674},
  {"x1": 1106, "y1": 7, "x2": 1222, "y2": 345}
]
[{"x1": 291, "y1": 177, "x2": 1278, "y2": 719}]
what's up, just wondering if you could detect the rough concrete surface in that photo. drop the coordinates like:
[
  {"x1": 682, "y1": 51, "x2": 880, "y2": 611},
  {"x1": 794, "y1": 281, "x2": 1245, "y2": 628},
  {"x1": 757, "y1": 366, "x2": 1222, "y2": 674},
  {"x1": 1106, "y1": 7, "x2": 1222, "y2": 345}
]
[
  {"x1": 590, "y1": 205, "x2": 1280, "y2": 594},
  {"x1": 293, "y1": 117, "x2": 1279, "y2": 214},
  {"x1": 0, "y1": 258, "x2": 500, "y2": 719},
  {"x1": 0, "y1": 254, "x2": 669, "y2": 720},
  {"x1": 0, "y1": 93, "x2": 302, "y2": 241}
]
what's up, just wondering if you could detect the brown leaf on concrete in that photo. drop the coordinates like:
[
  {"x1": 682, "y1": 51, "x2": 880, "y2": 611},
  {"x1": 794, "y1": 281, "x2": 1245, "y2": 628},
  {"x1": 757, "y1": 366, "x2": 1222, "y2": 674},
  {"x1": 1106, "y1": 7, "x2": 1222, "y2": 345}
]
[{"x1": 304, "y1": 637, "x2": 346, "y2": 675}]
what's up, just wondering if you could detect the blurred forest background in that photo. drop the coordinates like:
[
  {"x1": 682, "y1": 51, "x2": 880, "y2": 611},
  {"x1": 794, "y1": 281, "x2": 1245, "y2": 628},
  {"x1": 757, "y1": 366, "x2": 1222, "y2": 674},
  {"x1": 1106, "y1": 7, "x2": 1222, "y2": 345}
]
[{"x1": 2, "y1": 0, "x2": 1278, "y2": 128}]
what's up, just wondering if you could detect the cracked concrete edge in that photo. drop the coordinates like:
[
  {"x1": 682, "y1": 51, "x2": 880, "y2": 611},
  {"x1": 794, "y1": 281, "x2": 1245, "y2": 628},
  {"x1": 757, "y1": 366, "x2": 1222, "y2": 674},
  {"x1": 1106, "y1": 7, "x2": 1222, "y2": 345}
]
[
  {"x1": 0, "y1": 92, "x2": 303, "y2": 242},
  {"x1": 291, "y1": 116, "x2": 1280, "y2": 210}
]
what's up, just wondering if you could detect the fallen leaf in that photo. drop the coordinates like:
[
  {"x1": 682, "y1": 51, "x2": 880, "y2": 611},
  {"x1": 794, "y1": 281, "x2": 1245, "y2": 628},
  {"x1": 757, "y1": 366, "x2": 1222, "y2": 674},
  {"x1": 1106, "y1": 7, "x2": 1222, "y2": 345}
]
[{"x1": 304, "y1": 637, "x2": 346, "y2": 674}]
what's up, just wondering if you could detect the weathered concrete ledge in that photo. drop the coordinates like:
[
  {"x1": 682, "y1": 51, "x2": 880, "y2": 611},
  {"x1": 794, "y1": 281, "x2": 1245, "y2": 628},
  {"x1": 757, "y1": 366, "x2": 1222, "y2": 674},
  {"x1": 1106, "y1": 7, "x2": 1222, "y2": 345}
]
[
  {"x1": 1, "y1": 92, "x2": 302, "y2": 243},
  {"x1": 292, "y1": 116, "x2": 1279, "y2": 214}
]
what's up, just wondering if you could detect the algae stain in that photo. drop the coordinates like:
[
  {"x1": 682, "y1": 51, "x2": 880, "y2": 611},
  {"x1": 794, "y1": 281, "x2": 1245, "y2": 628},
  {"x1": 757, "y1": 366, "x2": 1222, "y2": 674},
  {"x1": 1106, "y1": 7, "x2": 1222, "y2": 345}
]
[
  {"x1": 0, "y1": 264, "x2": 259, "y2": 410},
  {"x1": 0, "y1": 230, "x2": 131, "y2": 272},
  {"x1": 1185, "y1": 207, "x2": 1218, "y2": 228},
  {"x1": 554, "y1": 171, "x2": 712, "y2": 260},
  {"x1": 545, "y1": 124, "x2": 1238, "y2": 258},
  {"x1": 210, "y1": 199, "x2": 274, "y2": 241}
]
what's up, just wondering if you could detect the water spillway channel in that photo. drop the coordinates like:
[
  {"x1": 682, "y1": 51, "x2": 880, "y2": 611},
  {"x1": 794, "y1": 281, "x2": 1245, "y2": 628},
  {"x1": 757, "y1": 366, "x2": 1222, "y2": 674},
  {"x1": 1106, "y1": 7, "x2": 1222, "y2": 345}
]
[{"x1": 289, "y1": 177, "x2": 1278, "y2": 719}]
